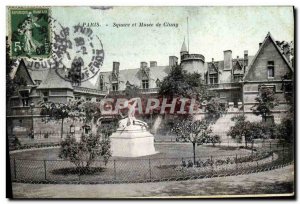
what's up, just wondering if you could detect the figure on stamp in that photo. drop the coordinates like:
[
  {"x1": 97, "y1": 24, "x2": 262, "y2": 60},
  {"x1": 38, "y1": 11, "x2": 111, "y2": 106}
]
[{"x1": 18, "y1": 12, "x2": 42, "y2": 54}]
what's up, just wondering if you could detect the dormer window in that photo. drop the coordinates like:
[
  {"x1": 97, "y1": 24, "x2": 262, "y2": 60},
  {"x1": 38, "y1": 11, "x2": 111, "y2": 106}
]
[
  {"x1": 35, "y1": 80, "x2": 42, "y2": 85},
  {"x1": 234, "y1": 74, "x2": 243, "y2": 82},
  {"x1": 156, "y1": 79, "x2": 161, "y2": 87},
  {"x1": 142, "y1": 79, "x2": 149, "y2": 89},
  {"x1": 209, "y1": 73, "x2": 218, "y2": 84},
  {"x1": 267, "y1": 61, "x2": 274, "y2": 78},
  {"x1": 112, "y1": 83, "x2": 118, "y2": 91}
]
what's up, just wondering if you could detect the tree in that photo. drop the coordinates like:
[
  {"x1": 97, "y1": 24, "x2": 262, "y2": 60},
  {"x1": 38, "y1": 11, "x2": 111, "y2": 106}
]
[
  {"x1": 59, "y1": 132, "x2": 111, "y2": 172},
  {"x1": 40, "y1": 102, "x2": 71, "y2": 138},
  {"x1": 252, "y1": 86, "x2": 278, "y2": 122},
  {"x1": 205, "y1": 97, "x2": 227, "y2": 123},
  {"x1": 124, "y1": 84, "x2": 140, "y2": 98},
  {"x1": 40, "y1": 100, "x2": 104, "y2": 138},
  {"x1": 275, "y1": 117, "x2": 294, "y2": 143},
  {"x1": 159, "y1": 65, "x2": 210, "y2": 101},
  {"x1": 172, "y1": 117, "x2": 213, "y2": 164},
  {"x1": 227, "y1": 115, "x2": 267, "y2": 147}
]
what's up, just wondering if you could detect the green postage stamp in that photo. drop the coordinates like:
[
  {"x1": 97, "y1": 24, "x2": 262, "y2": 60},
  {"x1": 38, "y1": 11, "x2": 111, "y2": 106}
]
[{"x1": 9, "y1": 7, "x2": 50, "y2": 58}]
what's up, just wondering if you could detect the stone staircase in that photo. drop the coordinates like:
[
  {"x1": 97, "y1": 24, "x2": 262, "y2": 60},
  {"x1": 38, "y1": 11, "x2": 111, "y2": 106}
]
[
  {"x1": 210, "y1": 112, "x2": 239, "y2": 146},
  {"x1": 193, "y1": 108, "x2": 241, "y2": 146}
]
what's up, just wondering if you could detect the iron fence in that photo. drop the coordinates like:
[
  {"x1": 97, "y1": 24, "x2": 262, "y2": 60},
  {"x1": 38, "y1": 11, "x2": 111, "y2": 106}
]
[{"x1": 9, "y1": 145, "x2": 293, "y2": 184}]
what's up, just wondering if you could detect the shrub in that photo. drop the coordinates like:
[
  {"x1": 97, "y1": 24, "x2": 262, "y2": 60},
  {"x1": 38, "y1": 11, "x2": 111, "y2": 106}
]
[{"x1": 59, "y1": 133, "x2": 111, "y2": 170}]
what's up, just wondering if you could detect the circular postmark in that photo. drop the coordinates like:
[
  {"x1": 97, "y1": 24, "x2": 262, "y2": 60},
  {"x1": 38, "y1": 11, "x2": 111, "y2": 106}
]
[
  {"x1": 10, "y1": 12, "x2": 104, "y2": 83},
  {"x1": 51, "y1": 19, "x2": 105, "y2": 83}
]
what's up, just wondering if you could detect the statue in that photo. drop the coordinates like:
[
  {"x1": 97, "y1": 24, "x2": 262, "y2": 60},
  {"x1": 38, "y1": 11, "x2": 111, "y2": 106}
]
[
  {"x1": 118, "y1": 98, "x2": 148, "y2": 130},
  {"x1": 110, "y1": 98, "x2": 157, "y2": 157}
]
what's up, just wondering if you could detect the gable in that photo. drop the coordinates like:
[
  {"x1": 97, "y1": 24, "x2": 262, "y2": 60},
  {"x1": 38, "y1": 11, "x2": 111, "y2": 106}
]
[
  {"x1": 139, "y1": 68, "x2": 150, "y2": 79},
  {"x1": 208, "y1": 62, "x2": 218, "y2": 74},
  {"x1": 244, "y1": 35, "x2": 293, "y2": 82},
  {"x1": 15, "y1": 60, "x2": 35, "y2": 85}
]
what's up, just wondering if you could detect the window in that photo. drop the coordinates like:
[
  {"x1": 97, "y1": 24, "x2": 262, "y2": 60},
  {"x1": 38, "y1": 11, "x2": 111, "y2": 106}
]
[
  {"x1": 86, "y1": 97, "x2": 92, "y2": 101},
  {"x1": 267, "y1": 61, "x2": 274, "y2": 78},
  {"x1": 259, "y1": 85, "x2": 276, "y2": 93},
  {"x1": 42, "y1": 91, "x2": 49, "y2": 102},
  {"x1": 112, "y1": 83, "x2": 118, "y2": 91},
  {"x1": 156, "y1": 79, "x2": 161, "y2": 88},
  {"x1": 209, "y1": 74, "x2": 218, "y2": 84},
  {"x1": 96, "y1": 98, "x2": 101, "y2": 102},
  {"x1": 142, "y1": 80, "x2": 149, "y2": 89},
  {"x1": 35, "y1": 80, "x2": 42, "y2": 85},
  {"x1": 233, "y1": 74, "x2": 243, "y2": 82},
  {"x1": 19, "y1": 90, "x2": 30, "y2": 106},
  {"x1": 99, "y1": 76, "x2": 104, "y2": 91},
  {"x1": 75, "y1": 96, "x2": 81, "y2": 101},
  {"x1": 219, "y1": 92, "x2": 226, "y2": 99}
]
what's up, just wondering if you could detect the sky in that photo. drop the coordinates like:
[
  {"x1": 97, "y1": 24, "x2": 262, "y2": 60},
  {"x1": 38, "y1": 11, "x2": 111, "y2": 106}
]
[
  {"x1": 50, "y1": 6, "x2": 293, "y2": 74},
  {"x1": 6, "y1": 6, "x2": 294, "y2": 84}
]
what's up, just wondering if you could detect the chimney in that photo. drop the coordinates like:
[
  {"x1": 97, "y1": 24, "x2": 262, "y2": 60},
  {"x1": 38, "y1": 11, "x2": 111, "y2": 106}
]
[
  {"x1": 282, "y1": 43, "x2": 291, "y2": 61},
  {"x1": 244, "y1": 50, "x2": 248, "y2": 67},
  {"x1": 212, "y1": 58, "x2": 214, "y2": 62},
  {"x1": 259, "y1": 43, "x2": 262, "y2": 48},
  {"x1": 223, "y1": 50, "x2": 232, "y2": 70},
  {"x1": 169, "y1": 56, "x2": 178, "y2": 68},
  {"x1": 150, "y1": 61, "x2": 157, "y2": 67},
  {"x1": 244, "y1": 50, "x2": 248, "y2": 73},
  {"x1": 140, "y1": 61, "x2": 147, "y2": 68},
  {"x1": 112, "y1": 61, "x2": 120, "y2": 74}
]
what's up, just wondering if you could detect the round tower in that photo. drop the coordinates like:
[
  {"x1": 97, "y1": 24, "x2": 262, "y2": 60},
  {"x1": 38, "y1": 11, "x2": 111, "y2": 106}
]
[{"x1": 179, "y1": 39, "x2": 205, "y2": 79}]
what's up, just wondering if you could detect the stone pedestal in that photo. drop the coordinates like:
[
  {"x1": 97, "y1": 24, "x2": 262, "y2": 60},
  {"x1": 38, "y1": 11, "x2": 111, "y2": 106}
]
[{"x1": 110, "y1": 118, "x2": 157, "y2": 157}]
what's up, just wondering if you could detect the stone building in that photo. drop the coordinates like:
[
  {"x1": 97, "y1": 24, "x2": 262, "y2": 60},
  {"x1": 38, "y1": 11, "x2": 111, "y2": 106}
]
[{"x1": 7, "y1": 32, "x2": 294, "y2": 137}]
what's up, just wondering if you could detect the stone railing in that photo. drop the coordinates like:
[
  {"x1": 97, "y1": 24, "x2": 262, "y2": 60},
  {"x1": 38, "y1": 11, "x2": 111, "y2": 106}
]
[
  {"x1": 73, "y1": 86, "x2": 108, "y2": 95},
  {"x1": 181, "y1": 54, "x2": 205, "y2": 62},
  {"x1": 206, "y1": 83, "x2": 241, "y2": 90},
  {"x1": 109, "y1": 88, "x2": 159, "y2": 95}
]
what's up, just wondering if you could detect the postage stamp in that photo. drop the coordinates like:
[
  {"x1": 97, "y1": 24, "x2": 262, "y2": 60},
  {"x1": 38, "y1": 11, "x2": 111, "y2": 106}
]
[
  {"x1": 9, "y1": 7, "x2": 50, "y2": 58},
  {"x1": 6, "y1": 6, "x2": 295, "y2": 199}
]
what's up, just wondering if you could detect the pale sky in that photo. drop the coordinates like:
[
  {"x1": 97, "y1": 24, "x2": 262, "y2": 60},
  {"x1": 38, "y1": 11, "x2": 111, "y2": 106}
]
[
  {"x1": 8, "y1": 6, "x2": 293, "y2": 82},
  {"x1": 51, "y1": 6, "x2": 293, "y2": 73}
]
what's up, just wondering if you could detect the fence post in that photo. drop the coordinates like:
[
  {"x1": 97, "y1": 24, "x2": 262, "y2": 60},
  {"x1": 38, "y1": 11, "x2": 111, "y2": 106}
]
[
  {"x1": 235, "y1": 154, "x2": 238, "y2": 170},
  {"x1": 43, "y1": 160, "x2": 47, "y2": 180},
  {"x1": 282, "y1": 148, "x2": 285, "y2": 164},
  {"x1": 13, "y1": 158, "x2": 17, "y2": 179},
  {"x1": 113, "y1": 160, "x2": 116, "y2": 181},
  {"x1": 149, "y1": 159, "x2": 152, "y2": 181},
  {"x1": 210, "y1": 155, "x2": 213, "y2": 171}
]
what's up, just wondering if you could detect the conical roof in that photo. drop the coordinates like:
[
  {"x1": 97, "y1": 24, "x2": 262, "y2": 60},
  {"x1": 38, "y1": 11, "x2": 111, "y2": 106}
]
[{"x1": 180, "y1": 38, "x2": 188, "y2": 53}]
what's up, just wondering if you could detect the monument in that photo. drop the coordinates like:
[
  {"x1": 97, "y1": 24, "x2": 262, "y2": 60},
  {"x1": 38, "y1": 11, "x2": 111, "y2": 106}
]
[{"x1": 110, "y1": 98, "x2": 157, "y2": 157}]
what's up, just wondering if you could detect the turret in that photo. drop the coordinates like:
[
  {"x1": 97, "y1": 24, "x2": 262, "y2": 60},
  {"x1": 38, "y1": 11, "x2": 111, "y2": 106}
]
[{"x1": 180, "y1": 38, "x2": 188, "y2": 61}]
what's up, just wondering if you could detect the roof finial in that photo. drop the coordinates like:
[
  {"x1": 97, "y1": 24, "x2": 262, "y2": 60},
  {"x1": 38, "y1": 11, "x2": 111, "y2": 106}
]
[{"x1": 187, "y1": 17, "x2": 190, "y2": 53}]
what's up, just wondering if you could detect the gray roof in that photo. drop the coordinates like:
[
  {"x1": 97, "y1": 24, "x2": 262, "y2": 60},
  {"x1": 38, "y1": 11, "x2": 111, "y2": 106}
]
[
  {"x1": 37, "y1": 68, "x2": 73, "y2": 90},
  {"x1": 28, "y1": 69, "x2": 49, "y2": 82},
  {"x1": 96, "y1": 66, "x2": 170, "y2": 88}
]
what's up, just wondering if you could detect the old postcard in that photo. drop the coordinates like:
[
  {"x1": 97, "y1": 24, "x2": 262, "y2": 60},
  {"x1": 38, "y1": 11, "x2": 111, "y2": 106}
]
[{"x1": 6, "y1": 6, "x2": 295, "y2": 199}]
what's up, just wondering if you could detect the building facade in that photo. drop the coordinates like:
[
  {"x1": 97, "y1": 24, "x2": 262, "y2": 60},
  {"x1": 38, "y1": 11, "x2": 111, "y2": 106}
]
[{"x1": 7, "y1": 32, "x2": 294, "y2": 135}]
